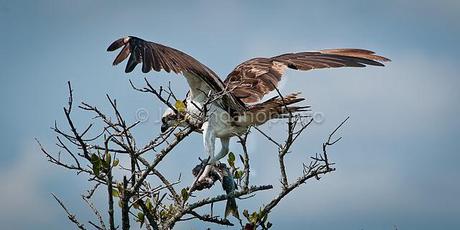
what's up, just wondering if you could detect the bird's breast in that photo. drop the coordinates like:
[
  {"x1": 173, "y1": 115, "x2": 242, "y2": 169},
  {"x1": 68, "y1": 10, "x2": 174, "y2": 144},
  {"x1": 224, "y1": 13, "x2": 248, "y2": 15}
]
[{"x1": 186, "y1": 99, "x2": 248, "y2": 138}]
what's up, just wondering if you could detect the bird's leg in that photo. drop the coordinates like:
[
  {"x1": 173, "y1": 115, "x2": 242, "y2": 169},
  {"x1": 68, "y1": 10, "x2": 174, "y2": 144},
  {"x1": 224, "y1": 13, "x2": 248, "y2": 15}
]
[
  {"x1": 196, "y1": 138, "x2": 230, "y2": 184},
  {"x1": 202, "y1": 121, "x2": 216, "y2": 162},
  {"x1": 211, "y1": 137, "x2": 230, "y2": 164},
  {"x1": 196, "y1": 121, "x2": 216, "y2": 183}
]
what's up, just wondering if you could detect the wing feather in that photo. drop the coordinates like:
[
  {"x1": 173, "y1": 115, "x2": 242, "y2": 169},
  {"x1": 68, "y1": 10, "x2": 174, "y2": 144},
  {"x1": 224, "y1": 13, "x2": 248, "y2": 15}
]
[
  {"x1": 108, "y1": 36, "x2": 246, "y2": 112},
  {"x1": 108, "y1": 36, "x2": 222, "y2": 88},
  {"x1": 225, "y1": 49, "x2": 390, "y2": 103},
  {"x1": 113, "y1": 44, "x2": 131, "y2": 66}
]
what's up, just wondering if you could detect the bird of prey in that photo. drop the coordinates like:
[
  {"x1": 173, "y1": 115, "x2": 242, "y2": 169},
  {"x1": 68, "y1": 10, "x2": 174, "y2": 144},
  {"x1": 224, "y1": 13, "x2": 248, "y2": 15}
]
[{"x1": 107, "y1": 36, "x2": 389, "y2": 169}]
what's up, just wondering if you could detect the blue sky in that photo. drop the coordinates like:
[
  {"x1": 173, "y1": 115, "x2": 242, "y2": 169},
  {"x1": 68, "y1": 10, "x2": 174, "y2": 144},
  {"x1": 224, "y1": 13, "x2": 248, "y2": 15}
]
[{"x1": 1, "y1": 0, "x2": 459, "y2": 229}]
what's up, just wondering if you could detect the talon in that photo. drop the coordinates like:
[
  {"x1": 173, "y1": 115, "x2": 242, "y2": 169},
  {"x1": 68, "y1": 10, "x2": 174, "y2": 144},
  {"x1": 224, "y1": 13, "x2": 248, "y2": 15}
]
[{"x1": 197, "y1": 164, "x2": 213, "y2": 182}]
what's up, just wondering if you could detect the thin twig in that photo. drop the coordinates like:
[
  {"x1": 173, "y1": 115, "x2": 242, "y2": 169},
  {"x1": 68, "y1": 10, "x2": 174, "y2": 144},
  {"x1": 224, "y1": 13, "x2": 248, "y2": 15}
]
[
  {"x1": 82, "y1": 196, "x2": 107, "y2": 230},
  {"x1": 51, "y1": 193, "x2": 87, "y2": 230}
]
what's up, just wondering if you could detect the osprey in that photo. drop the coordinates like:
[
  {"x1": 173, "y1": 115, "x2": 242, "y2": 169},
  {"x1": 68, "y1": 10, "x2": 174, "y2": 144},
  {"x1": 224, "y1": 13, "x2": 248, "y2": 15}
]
[{"x1": 107, "y1": 36, "x2": 389, "y2": 166}]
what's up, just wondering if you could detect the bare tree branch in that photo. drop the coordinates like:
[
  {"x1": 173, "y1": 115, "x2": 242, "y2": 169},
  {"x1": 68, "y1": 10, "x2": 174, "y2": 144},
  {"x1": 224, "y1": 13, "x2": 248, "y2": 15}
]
[
  {"x1": 82, "y1": 195, "x2": 108, "y2": 230},
  {"x1": 41, "y1": 80, "x2": 344, "y2": 230},
  {"x1": 52, "y1": 193, "x2": 87, "y2": 230}
]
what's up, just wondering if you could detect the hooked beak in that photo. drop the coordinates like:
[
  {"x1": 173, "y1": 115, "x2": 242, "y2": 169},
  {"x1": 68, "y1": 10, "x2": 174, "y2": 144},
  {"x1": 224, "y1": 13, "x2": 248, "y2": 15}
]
[{"x1": 161, "y1": 123, "x2": 170, "y2": 133}]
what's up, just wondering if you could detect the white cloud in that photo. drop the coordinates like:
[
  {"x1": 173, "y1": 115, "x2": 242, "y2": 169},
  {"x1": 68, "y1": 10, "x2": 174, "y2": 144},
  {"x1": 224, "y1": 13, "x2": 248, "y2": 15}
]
[{"x1": 0, "y1": 141, "x2": 59, "y2": 228}]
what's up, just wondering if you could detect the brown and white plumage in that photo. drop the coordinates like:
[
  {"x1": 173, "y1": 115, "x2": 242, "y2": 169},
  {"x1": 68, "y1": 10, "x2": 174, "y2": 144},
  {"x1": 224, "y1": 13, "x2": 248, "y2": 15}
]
[
  {"x1": 224, "y1": 49, "x2": 390, "y2": 103},
  {"x1": 107, "y1": 36, "x2": 390, "y2": 165},
  {"x1": 233, "y1": 92, "x2": 310, "y2": 127},
  {"x1": 107, "y1": 36, "x2": 245, "y2": 114}
]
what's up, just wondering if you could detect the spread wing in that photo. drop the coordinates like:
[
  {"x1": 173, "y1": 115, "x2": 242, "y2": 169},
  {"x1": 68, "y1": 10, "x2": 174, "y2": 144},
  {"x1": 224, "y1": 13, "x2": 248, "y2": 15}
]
[
  {"x1": 107, "y1": 36, "x2": 245, "y2": 111},
  {"x1": 224, "y1": 49, "x2": 390, "y2": 104}
]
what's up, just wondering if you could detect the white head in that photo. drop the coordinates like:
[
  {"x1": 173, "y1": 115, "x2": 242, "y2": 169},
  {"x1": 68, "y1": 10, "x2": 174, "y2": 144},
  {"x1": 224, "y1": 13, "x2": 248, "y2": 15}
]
[{"x1": 160, "y1": 107, "x2": 184, "y2": 133}]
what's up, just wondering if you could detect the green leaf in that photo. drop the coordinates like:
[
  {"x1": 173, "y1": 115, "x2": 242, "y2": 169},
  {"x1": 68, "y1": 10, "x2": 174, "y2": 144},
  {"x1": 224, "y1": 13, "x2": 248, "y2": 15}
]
[
  {"x1": 249, "y1": 211, "x2": 258, "y2": 223},
  {"x1": 228, "y1": 152, "x2": 235, "y2": 162},
  {"x1": 105, "y1": 152, "x2": 112, "y2": 165},
  {"x1": 227, "y1": 152, "x2": 236, "y2": 167},
  {"x1": 93, "y1": 164, "x2": 101, "y2": 176},
  {"x1": 181, "y1": 188, "x2": 189, "y2": 202},
  {"x1": 145, "y1": 198, "x2": 153, "y2": 210},
  {"x1": 234, "y1": 170, "x2": 244, "y2": 179},
  {"x1": 160, "y1": 210, "x2": 166, "y2": 219},
  {"x1": 113, "y1": 159, "x2": 119, "y2": 167},
  {"x1": 137, "y1": 212, "x2": 145, "y2": 227},
  {"x1": 90, "y1": 153, "x2": 99, "y2": 163},
  {"x1": 175, "y1": 100, "x2": 186, "y2": 113},
  {"x1": 243, "y1": 209, "x2": 250, "y2": 219},
  {"x1": 112, "y1": 189, "x2": 119, "y2": 198},
  {"x1": 92, "y1": 164, "x2": 100, "y2": 176},
  {"x1": 90, "y1": 154, "x2": 102, "y2": 176}
]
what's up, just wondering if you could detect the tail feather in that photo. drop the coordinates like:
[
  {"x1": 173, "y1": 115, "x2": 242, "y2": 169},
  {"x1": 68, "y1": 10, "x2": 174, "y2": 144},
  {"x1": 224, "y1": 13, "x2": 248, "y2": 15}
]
[
  {"x1": 225, "y1": 197, "x2": 239, "y2": 219},
  {"x1": 234, "y1": 92, "x2": 309, "y2": 126}
]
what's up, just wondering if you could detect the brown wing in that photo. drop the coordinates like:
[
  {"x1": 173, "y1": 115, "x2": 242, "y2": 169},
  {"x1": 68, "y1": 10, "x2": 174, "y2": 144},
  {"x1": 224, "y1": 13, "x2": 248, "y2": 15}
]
[
  {"x1": 107, "y1": 36, "x2": 246, "y2": 112},
  {"x1": 107, "y1": 36, "x2": 227, "y2": 95},
  {"x1": 224, "y1": 49, "x2": 390, "y2": 104}
]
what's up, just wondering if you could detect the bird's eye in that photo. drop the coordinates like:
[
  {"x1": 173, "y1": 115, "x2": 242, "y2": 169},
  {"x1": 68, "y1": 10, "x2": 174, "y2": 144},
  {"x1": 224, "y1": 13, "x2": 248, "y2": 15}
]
[{"x1": 161, "y1": 117, "x2": 167, "y2": 123}]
